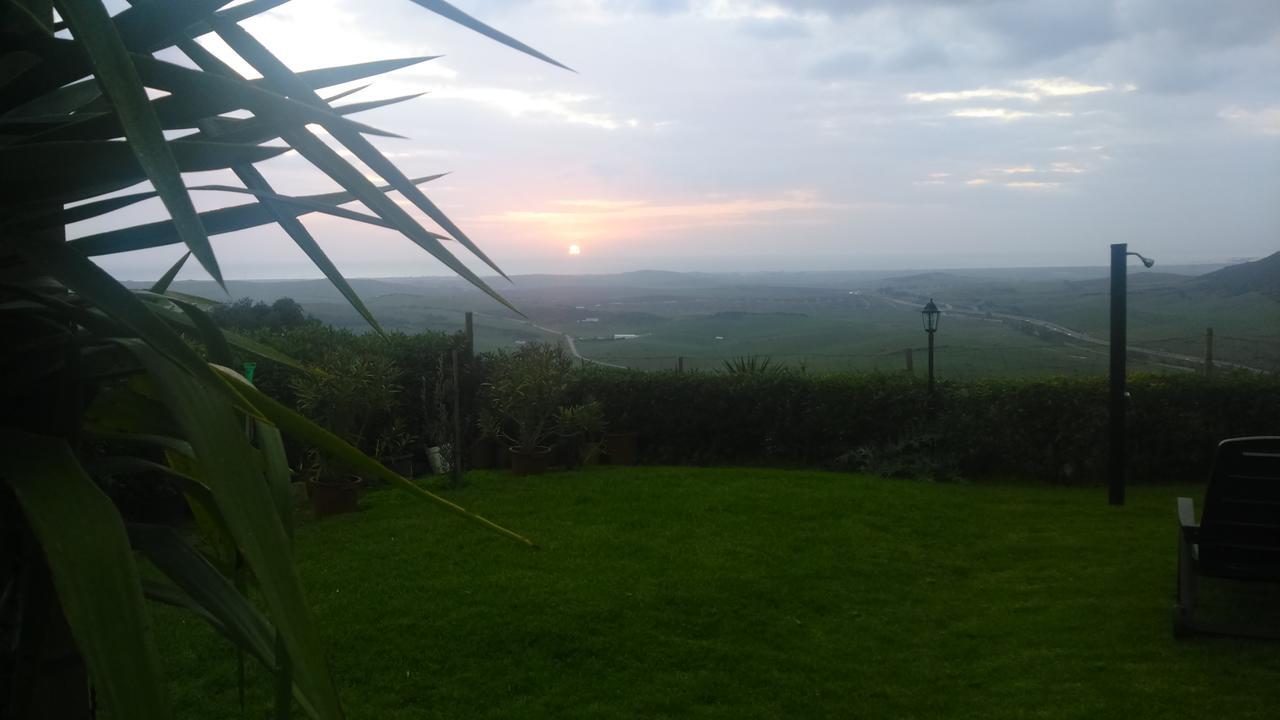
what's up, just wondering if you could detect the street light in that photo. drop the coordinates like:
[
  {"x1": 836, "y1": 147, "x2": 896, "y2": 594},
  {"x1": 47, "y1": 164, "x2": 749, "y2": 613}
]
[
  {"x1": 922, "y1": 298, "x2": 941, "y2": 395},
  {"x1": 1109, "y1": 243, "x2": 1155, "y2": 506}
]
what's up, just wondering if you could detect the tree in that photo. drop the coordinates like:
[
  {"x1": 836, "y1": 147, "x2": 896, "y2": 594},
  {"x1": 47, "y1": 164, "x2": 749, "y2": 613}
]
[{"x1": 0, "y1": 1, "x2": 564, "y2": 717}]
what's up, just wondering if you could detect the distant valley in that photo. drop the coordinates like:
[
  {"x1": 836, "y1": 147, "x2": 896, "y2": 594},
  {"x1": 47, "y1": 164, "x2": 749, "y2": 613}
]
[{"x1": 142, "y1": 255, "x2": 1280, "y2": 377}]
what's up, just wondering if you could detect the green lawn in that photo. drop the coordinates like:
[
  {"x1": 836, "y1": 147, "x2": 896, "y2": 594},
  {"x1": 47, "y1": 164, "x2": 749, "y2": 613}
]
[{"x1": 155, "y1": 468, "x2": 1280, "y2": 719}]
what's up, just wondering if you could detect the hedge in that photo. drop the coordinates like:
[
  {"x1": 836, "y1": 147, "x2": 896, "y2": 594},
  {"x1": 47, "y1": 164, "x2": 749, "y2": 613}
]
[
  {"x1": 568, "y1": 369, "x2": 1280, "y2": 485},
  {"x1": 233, "y1": 322, "x2": 1279, "y2": 485}
]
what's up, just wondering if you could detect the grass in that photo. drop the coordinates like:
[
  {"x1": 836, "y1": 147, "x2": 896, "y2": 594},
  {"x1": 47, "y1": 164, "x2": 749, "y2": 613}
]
[{"x1": 155, "y1": 467, "x2": 1280, "y2": 719}]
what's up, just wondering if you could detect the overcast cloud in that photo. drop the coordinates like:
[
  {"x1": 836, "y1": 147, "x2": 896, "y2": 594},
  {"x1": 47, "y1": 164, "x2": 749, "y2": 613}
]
[{"x1": 90, "y1": 0, "x2": 1279, "y2": 280}]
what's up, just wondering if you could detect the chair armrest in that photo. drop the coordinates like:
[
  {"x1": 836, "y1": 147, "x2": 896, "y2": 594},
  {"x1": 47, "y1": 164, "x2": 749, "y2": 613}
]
[{"x1": 1177, "y1": 497, "x2": 1199, "y2": 541}]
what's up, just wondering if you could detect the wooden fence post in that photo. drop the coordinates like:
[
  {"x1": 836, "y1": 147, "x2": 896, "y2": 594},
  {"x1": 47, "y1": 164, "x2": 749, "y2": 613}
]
[
  {"x1": 904, "y1": 348, "x2": 914, "y2": 374},
  {"x1": 463, "y1": 311, "x2": 474, "y2": 359},
  {"x1": 1204, "y1": 327, "x2": 1214, "y2": 378},
  {"x1": 451, "y1": 347, "x2": 463, "y2": 489}
]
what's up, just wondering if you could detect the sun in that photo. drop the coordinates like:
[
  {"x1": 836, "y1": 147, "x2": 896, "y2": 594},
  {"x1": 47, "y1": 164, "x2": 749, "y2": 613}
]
[{"x1": 568, "y1": 244, "x2": 582, "y2": 256}]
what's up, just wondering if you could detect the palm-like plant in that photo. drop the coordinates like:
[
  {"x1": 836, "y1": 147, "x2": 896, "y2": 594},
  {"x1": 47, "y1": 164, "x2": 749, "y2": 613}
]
[{"x1": 0, "y1": 1, "x2": 564, "y2": 717}]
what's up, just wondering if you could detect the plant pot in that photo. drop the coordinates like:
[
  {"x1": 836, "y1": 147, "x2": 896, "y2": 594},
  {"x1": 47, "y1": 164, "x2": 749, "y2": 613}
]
[
  {"x1": 427, "y1": 446, "x2": 450, "y2": 475},
  {"x1": 471, "y1": 435, "x2": 499, "y2": 468},
  {"x1": 384, "y1": 454, "x2": 414, "y2": 478},
  {"x1": 604, "y1": 432, "x2": 639, "y2": 466},
  {"x1": 509, "y1": 446, "x2": 552, "y2": 476},
  {"x1": 309, "y1": 476, "x2": 361, "y2": 517}
]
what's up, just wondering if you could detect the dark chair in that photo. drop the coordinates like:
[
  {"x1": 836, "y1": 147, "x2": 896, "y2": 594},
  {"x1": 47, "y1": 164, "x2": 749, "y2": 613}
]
[{"x1": 1175, "y1": 436, "x2": 1280, "y2": 638}]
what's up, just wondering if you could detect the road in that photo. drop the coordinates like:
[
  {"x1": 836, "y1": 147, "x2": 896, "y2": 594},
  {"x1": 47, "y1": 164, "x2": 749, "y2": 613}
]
[
  {"x1": 527, "y1": 321, "x2": 629, "y2": 369},
  {"x1": 873, "y1": 293, "x2": 1266, "y2": 373}
]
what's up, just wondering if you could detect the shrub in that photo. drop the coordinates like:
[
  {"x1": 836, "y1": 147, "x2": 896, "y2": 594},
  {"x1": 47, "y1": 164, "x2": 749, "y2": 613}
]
[{"x1": 568, "y1": 368, "x2": 1280, "y2": 484}]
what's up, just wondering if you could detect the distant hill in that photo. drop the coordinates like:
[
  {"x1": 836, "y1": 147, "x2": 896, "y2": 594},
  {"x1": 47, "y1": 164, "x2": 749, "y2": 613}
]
[{"x1": 1194, "y1": 252, "x2": 1280, "y2": 301}]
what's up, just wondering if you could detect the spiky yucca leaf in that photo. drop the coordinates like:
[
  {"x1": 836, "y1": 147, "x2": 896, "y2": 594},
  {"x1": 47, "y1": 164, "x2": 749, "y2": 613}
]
[{"x1": 1, "y1": 1, "x2": 567, "y2": 717}]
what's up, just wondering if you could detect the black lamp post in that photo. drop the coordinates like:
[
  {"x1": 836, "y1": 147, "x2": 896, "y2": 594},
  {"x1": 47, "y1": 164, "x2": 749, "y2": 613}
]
[
  {"x1": 922, "y1": 298, "x2": 941, "y2": 395},
  {"x1": 1108, "y1": 244, "x2": 1155, "y2": 506}
]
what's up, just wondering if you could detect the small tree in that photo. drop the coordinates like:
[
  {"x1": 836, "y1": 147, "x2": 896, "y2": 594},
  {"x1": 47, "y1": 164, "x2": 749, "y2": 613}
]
[{"x1": 484, "y1": 344, "x2": 576, "y2": 453}]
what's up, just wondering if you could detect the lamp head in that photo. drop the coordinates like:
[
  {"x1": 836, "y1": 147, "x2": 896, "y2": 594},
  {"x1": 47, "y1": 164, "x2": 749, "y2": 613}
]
[
  {"x1": 921, "y1": 298, "x2": 941, "y2": 333},
  {"x1": 1126, "y1": 251, "x2": 1156, "y2": 269}
]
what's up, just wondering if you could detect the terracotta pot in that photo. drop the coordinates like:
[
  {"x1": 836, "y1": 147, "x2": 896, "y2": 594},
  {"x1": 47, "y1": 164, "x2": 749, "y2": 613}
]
[
  {"x1": 309, "y1": 476, "x2": 361, "y2": 517},
  {"x1": 470, "y1": 438, "x2": 498, "y2": 469},
  {"x1": 509, "y1": 446, "x2": 552, "y2": 476},
  {"x1": 604, "y1": 432, "x2": 639, "y2": 466},
  {"x1": 384, "y1": 454, "x2": 414, "y2": 478}
]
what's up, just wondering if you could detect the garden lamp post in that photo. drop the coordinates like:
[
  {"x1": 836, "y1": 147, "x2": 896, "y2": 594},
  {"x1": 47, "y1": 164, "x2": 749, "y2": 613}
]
[
  {"x1": 922, "y1": 299, "x2": 941, "y2": 395},
  {"x1": 1109, "y1": 244, "x2": 1155, "y2": 506}
]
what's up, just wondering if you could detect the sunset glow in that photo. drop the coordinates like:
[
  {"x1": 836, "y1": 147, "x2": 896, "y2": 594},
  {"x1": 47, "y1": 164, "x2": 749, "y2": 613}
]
[{"x1": 568, "y1": 244, "x2": 582, "y2": 256}]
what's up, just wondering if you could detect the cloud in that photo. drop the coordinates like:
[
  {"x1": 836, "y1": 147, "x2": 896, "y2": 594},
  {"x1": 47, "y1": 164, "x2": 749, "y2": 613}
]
[
  {"x1": 1218, "y1": 106, "x2": 1280, "y2": 135},
  {"x1": 738, "y1": 16, "x2": 812, "y2": 39},
  {"x1": 948, "y1": 107, "x2": 1062, "y2": 121},
  {"x1": 428, "y1": 87, "x2": 626, "y2": 129},
  {"x1": 810, "y1": 50, "x2": 874, "y2": 78},
  {"x1": 907, "y1": 77, "x2": 1116, "y2": 104},
  {"x1": 473, "y1": 191, "x2": 839, "y2": 239}
]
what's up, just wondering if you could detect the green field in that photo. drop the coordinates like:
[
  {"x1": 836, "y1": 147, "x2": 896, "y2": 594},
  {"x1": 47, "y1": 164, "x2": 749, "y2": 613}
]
[
  {"x1": 570, "y1": 298, "x2": 1163, "y2": 376},
  {"x1": 155, "y1": 468, "x2": 1280, "y2": 719},
  {"x1": 160, "y1": 263, "x2": 1280, "y2": 376}
]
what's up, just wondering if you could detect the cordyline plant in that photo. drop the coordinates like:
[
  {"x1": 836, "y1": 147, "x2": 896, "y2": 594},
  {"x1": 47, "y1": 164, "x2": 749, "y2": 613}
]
[{"x1": 0, "y1": 1, "x2": 566, "y2": 718}]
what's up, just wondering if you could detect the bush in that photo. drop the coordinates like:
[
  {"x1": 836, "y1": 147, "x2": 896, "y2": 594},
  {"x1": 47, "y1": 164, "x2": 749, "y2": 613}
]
[
  {"x1": 568, "y1": 368, "x2": 1280, "y2": 484},
  {"x1": 238, "y1": 323, "x2": 1280, "y2": 484}
]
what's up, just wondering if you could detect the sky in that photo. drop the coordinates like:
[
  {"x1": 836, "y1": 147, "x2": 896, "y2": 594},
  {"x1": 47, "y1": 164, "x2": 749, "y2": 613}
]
[{"x1": 88, "y1": 0, "x2": 1280, "y2": 280}]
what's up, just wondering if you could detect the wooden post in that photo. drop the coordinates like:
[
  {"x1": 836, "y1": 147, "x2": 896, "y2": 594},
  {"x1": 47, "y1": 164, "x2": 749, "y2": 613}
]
[
  {"x1": 904, "y1": 348, "x2": 914, "y2": 374},
  {"x1": 463, "y1": 311, "x2": 474, "y2": 359},
  {"x1": 451, "y1": 347, "x2": 463, "y2": 489},
  {"x1": 677, "y1": 356, "x2": 684, "y2": 373},
  {"x1": 1109, "y1": 243, "x2": 1127, "y2": 506},
  {"x1": 1204, "y1": 327, "x2": 1214, "y2": 378},
  {"x1": 926, "y1": 333, "x2": 935, "y2": 395}
]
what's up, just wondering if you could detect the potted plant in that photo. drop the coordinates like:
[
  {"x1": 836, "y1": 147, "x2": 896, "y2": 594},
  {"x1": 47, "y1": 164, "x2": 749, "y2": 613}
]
[
  {"x1": 555, "y1": 400, "x2": 608, "y2": 468},
  {"x1": 292, "y1": 351, "x2": 400, "y2": 514},
  {"x1": 604, "y1": 410, "x2": 640, "y2": 466},
  {"x1": 301, "y1": 451, "x2": 362, "y2": 517},
  {"x1": 374, "y1": 419, "x2": 417, "y2": 478},
  {"x1": 482, "y1": 344, "x2": 574, "y2": 476}
]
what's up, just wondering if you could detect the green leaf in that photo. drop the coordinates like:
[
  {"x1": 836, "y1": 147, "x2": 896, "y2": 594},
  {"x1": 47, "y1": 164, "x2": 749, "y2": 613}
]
[
  {"x1": 0, "y1": 76, "x2": 99, "y2": 120},
  {"x1": 18, "y1": 239, "x2": 262, "y2": 419},
  {"x1": 215, "y1": 365, "x2": 539, "y2": 549},
  {"x1": 257, "y1": 419, "x2": 294, "y2": 538},
  {"x1": 129, "y1": 523, "x2": 277, "y2": 669},
  {"x1": 192, "y1": 27, "x2": 523, "y2": 316},
  {"x1": 138, "y1": 294, "x2": 311, "y2": 373},
  {"x1": 0, "y1": 139, "x2": 288, "y2": 207},
  {"x1": 19, "y1": 48, "x2": 403, "y2": 144},
  {"x1": 408, "y1": 0, "x2": 574, "y2": 72},
  {"x1": 83, "y1": 430, "x2": 194, "y2": 459},
  {"x1": 16, "y1": 187, "x2": 159, "y2": 228},
  {"x1": 209, "y1": 21, "x2": 512, "y2": 283},
  {"x1": 150, "y1": 251, "x2": 190, "y2": 294},
  {"x1": 287, "y1": 56, "x2": 440, "y2": 91},
  {"x1": 171, "y1": 296, "x2": 234, "y2": 366},
  {"x1": 55, "y1": 0, "x2": 224, "y2": 285},
  {"x1": 222, "y1": 161, "x2": 385, "y2": 334},
  {"x1": 122, "y1": 341, "x2": 344, "y2": 719},
  {"x1": 2, "y1": 431, "x2": 174, "y2": 719},
  {"x1": 70, "y1": 174, "x2": 449, "y2": 257}
]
